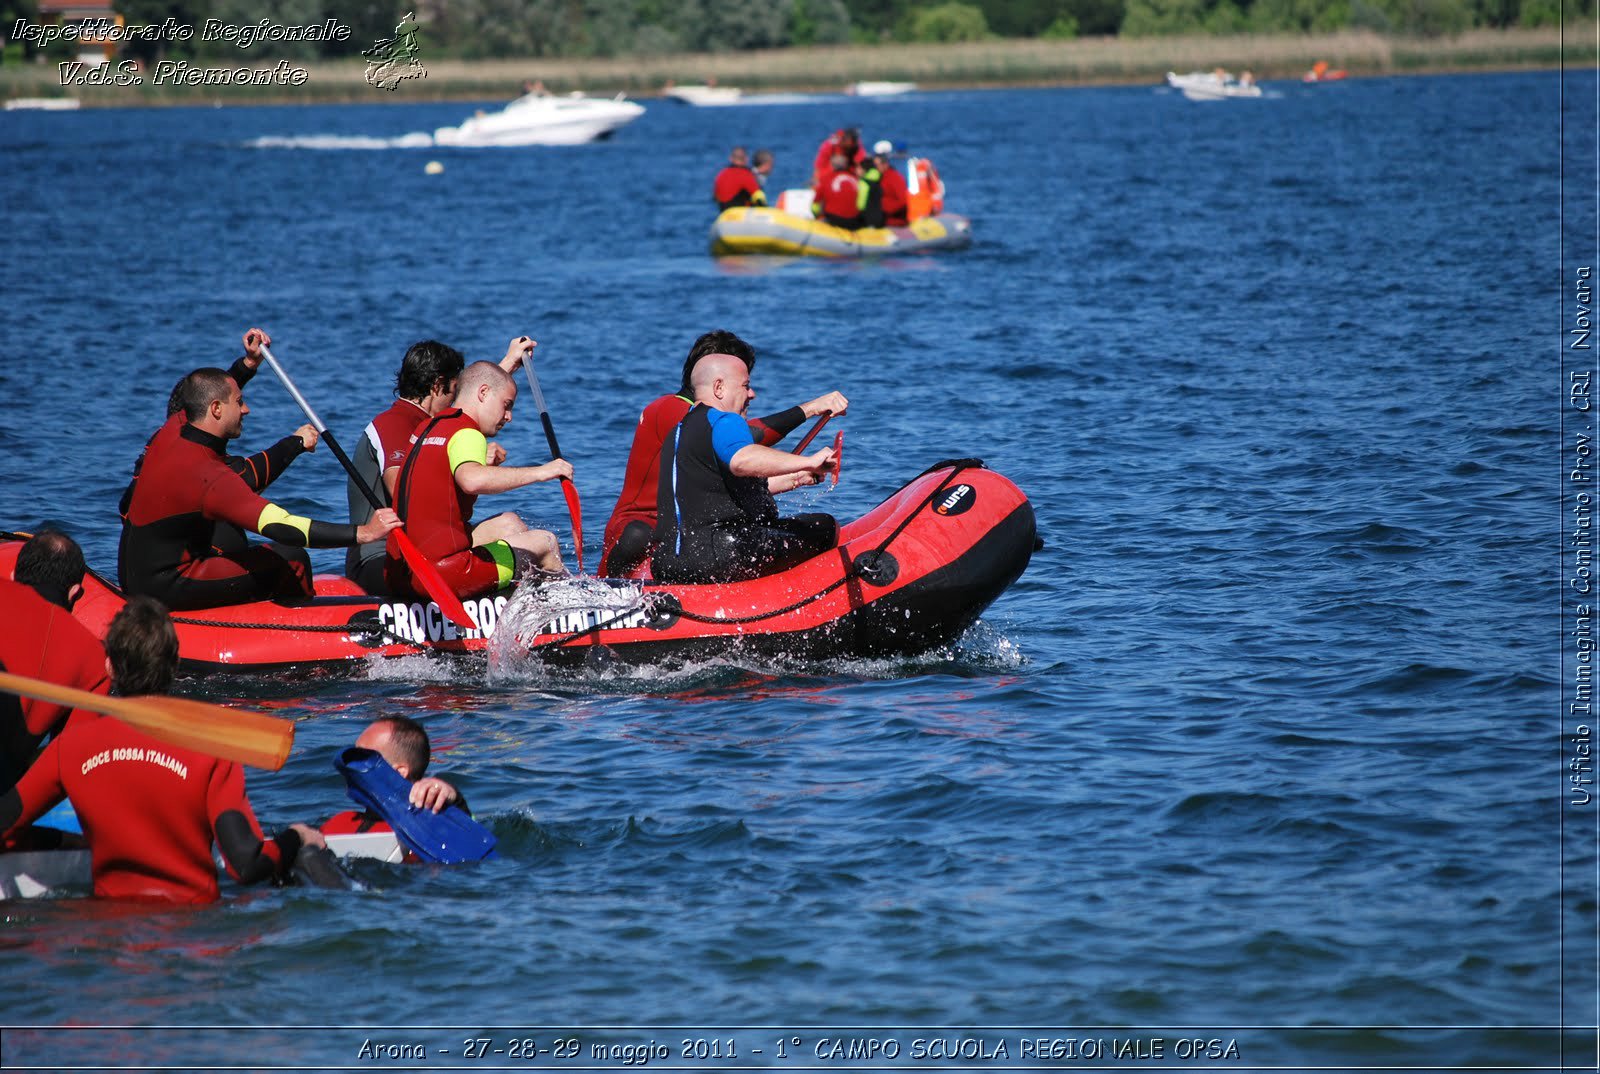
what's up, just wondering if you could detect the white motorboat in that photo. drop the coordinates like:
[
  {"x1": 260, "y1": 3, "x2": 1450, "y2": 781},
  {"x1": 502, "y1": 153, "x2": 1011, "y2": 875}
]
[
  {"x1": 434, "y1": 90, "x2": 644, "y2": 146},
  {"x1": 1165, "y1": 70, "x2": 1262, "y2": 101},
  {"x1": 662, "y1": 83, "x2": 743, "y2": 107},
  {"x1": 848, "y1": 81, "x2": 916, "y2": 97},
  {"x1": 4, "y1": 97, "x2": 81, "y2": 111}
]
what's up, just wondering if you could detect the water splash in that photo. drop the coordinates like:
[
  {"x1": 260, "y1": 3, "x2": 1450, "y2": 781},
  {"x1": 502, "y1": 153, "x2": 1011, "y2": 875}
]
[
  {"x1": 486, "y1": 574, "x2": 652, "y2": 678},
  {"x1": 246, "y1": 133, "x2": 435, "y2": 150}
]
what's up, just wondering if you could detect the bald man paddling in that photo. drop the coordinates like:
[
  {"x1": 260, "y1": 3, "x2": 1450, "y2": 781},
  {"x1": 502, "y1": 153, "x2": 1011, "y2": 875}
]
[
  {"x1": 385, "y1": 361, "x2": 572, "y2": 601},
  {"x1": 652, "y1": 353, "x2": 837, "y2": 585}
]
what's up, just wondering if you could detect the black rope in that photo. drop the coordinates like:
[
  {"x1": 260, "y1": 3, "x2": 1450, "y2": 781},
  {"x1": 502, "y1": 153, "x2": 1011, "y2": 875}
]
[
  {"x1": 169, "y1": 614, "x2": 413, "y2": 647},
  {"x1": 540, "y1": 462, "x2": 977, "y2": 648}
]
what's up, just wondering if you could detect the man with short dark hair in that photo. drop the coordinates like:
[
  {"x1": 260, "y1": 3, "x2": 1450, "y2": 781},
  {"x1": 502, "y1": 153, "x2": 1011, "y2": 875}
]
[
  {"x1": 600, "y1": 331, "x2": 846, "y2": 577},
  {"x1": 345, "y1": 337, "x2": 534, "y2": 594},
  {"x1": 119, "y1": 359, "x2": 401, "y2": 610},
  {"x1": 321, "y1": 716, "x2": 464, "y2": 843},
  {"x1": 0, "y1": 529, "x2": 108, "y2": 793},
  {"x1": 652, "y1": 353, "x2": 838, "y2": 584},
  {"x1": 386, "y1": 361, "x2": 572, "y2": 600},
  {"x1": 0, "y1": 597, "x2": 324, "y2": 902}
]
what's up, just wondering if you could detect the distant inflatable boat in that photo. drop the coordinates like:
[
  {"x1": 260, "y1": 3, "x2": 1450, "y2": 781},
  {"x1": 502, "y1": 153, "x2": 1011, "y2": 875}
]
[
  {"x1": 710, "y1": 206, "x2": 972, "y2": 258},
  {"x1": 0, "y1": 460, "x2": 1030, "y2": 673}
]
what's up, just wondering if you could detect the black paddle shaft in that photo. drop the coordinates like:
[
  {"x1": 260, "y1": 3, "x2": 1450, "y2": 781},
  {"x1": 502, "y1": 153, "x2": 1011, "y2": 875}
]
[
  {"x1": 539, "y1": 412, "x2": 564, "y2": 460},
  {"x1": 321, "y1": 429, "x2": 385, "y2": 513}
]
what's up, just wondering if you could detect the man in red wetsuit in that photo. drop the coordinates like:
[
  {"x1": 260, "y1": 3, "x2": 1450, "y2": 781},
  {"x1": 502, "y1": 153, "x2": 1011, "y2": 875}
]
[
  {"x1": 713, "y1": 146, "x2": 768, "y2": 211},
  {"x1": 119, "y1": 367, "x2": 401, "y2": 610},
  {"x1": 321, "y1": 716, "x2": 464, "y2": 852},
  {"x1": 816, "y1": 150, "x2": 863, "y2": 229},
  {"x1": 869, "y1": 140, "x2": 911, "y2": 226},
  {"x1": 386, "y1": 361, "x2": 573, "y2": 600},
  {"x1": 120, "y1": 328, "x2": 322, "y2": 563},
  {"x1": 811, "y1": 127, "x2": 863, "y2": 187},
  {"x1": 0, "y1": 598, "x2": 323, "y2": 903},
  {"x1": 346, "y1": 336, "x2": 535, "y2": 594},
  {"x1": 599, "y1": 330, "x2": 848, "y2": 577},
  {"x1": 0, "y1": 530, "x2": 108, "y2": 795}
]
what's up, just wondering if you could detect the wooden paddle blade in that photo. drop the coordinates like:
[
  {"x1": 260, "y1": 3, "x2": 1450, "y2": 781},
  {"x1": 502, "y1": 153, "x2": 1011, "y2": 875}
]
[
  {"x1": 0, "y1": 671, "x2": 294, "y2": 771},
  {"x1": 391, "y1": 529, "x2": 476, "y2": 629},
  {"x1": 561, "y1": 478, "x2": 584, "y2": 575},
  {"x1": 831, "y1": 430, "x2": 843, "y2": 486}
]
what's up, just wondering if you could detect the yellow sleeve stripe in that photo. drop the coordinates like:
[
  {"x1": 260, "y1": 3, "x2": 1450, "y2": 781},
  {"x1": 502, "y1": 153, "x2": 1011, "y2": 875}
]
[
  {"x1": 447, "y1": 427, "x2": 489, "y2": 473},
  {"x1": 257, "y1": 502, "x2": 312, "y2": 542}
]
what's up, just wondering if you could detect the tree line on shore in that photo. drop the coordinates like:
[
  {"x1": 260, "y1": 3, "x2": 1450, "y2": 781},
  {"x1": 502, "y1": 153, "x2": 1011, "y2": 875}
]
[{"x1": 0, "y1": 0, "x2": 1588, "y2": 66}]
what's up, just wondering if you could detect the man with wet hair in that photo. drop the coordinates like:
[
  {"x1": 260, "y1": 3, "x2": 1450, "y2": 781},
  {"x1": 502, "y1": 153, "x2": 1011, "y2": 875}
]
[
  {"x1": 120, "y1": 358, "x2": 401, "y2": 609},
  {"x1": 652, "y1": 353, "x2": 838, "y2": 585},
  {"x1": 0, "y1": 529, "x2": 108, "y2": 794},
  {"x1": 600, "y1": 330, "x2": 846, "y2": 577},
  {"x1": 346, "y1": 337, "x2": 536, "y2": 593},
  {"x1": 321, "y1": 715, "x2": 465, "y2": 844},
  {"x1": 0, "y1": 597, "x2": 325, "y2": 902},
  {"x1": 386, "y1": 360, "x2": 572, "y2": 600}
]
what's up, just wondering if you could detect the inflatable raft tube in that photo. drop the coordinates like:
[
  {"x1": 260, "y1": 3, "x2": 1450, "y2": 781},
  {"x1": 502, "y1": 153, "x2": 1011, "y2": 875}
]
[
  {"x1": 0, "y1": 460, "x2": 1031, "y2": 672},
  {"x1": 512, "y1": 460, "x2": 1035, "y2": 668},
  {"x1": 710, "y1": 207, "x2": 972, "y2": 258}
]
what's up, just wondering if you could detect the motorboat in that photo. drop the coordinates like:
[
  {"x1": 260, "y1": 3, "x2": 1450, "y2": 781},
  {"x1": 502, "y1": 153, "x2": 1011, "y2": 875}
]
[
  {"x1": 433, "y1": 90, "x2": 644, "y2": 146},
  {"x1": 848, "y1": 81, "x2": 916, "y2": 97},
  {"x1": 1303, "y1": 61, "x2": 1348, "y2": 82},
  {"x1": 4, "y1": 97, "x2": 81, "y2": 111},
  {"x1": 661, "y1": 83, "x2": 743, "y2": 106},
  {"x1": 1165, "y1": 70, "x2": 1262, "y2": 101}
]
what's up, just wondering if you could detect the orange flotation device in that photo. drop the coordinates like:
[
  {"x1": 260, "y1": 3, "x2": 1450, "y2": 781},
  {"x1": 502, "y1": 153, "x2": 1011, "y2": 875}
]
[{"x1": 905, "y1": 156, "x2": 945, "y2": 222}]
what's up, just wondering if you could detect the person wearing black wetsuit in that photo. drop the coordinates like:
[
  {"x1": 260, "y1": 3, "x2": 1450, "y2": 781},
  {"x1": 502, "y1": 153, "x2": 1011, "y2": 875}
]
[{"x1": 652, "y1": 353, "x2": 838, "y2": 585}]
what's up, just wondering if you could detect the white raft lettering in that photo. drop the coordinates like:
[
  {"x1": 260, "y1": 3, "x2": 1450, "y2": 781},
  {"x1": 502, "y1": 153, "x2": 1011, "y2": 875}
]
[{"x1": 379, "y1": 597, "x2": 507, "y2": 643}]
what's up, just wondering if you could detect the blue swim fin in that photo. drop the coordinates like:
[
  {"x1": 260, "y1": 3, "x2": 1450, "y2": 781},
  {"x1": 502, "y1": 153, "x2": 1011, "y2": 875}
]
[{"x1": 334, "y1": 747, "x2": 497, "y2": 864}]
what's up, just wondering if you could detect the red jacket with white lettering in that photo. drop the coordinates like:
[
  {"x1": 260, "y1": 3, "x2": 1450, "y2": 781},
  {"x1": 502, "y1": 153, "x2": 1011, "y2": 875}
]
[{"x1": 0, "y1": 715, "x2": 298, "y2": 902}]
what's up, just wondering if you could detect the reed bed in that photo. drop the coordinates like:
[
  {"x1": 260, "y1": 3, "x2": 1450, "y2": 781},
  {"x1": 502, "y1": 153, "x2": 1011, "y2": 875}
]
[{"x1": 0, "y1": 26, "x2": 1580, "y2": 106}]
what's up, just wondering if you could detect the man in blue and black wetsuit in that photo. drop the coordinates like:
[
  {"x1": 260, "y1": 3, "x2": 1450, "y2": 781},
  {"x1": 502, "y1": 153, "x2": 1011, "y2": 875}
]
[{"x1": 652, "y1": 352, "x2": 838, "y2": 585}]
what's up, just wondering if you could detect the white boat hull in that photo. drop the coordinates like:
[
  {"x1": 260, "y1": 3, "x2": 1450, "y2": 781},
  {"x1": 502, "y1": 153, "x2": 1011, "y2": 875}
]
[
  {"x1": 434, "y1": 92, "x2": 645, "y2": 146},
  {"x1": 1166, "y1": 71, "x2": 1262, "y2": 101}
]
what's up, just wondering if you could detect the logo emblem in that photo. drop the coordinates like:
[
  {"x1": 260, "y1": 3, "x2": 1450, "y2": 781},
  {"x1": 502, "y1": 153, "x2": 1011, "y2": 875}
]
[{"x1": 932, "y1": 484, "x2": 975, "y2": 517}]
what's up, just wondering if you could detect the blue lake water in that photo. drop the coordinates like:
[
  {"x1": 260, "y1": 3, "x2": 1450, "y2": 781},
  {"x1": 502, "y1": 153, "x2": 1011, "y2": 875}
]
[{"x1": 0, "y1": 69, "x2": 1594, "y2": 1070}]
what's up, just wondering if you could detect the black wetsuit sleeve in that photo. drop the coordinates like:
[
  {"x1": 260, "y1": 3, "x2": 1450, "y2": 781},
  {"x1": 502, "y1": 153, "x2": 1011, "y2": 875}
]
[
  {"x1": 227, "y1": 357, "x2": 258, "y2": 390},
  {"x1": 0, "y1": 786, "x2": 22, "y2": 833},
  {"x1": 226, "y1": 436, "x2": 306, "y2": 493},
  {"x1": 215, "y1": 809, "x2": 300, "y2": 884},
  {"x1": 258, "y1": 516, "x2": 361, "y2": 548},
  {"x1": 748, "y1": 406, "x2": 806, "y2": 447}
]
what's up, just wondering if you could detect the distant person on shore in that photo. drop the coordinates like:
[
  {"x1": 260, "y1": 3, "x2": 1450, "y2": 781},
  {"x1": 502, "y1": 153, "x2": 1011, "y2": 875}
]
[
  {"x1": 0, "y1": 597, "x2": 326, "y2": 903},
  {"x1": 713, "y1": 145, "x2": 768, "y2": 211}
]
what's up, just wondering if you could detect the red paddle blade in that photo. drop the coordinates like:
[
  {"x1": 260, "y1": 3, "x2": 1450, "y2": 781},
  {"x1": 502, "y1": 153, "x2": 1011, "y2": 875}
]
[
  {"x1": 393, "y1": 528, "x2": 476, "y2": 629},
  {"x1": 831, "y1": 430, "x2": 843, "y2": 486},
  {"x1": 561, "y1": 477, "x2": 584, "y2": 575}
]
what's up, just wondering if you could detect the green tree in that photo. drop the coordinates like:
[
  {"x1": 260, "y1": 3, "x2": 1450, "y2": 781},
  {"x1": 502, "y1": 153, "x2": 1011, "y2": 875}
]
[
  {"x1": 113, "y1": 0, "x2": 210, "y2": 61},
  {"x1": 1119, "y1": 0, "x2": 1206, "y2": 34},
  {"x1": 790, "y1": 0, "x2": 852, "y2": 43},
  {"x1": 908, "y1": 0, "x2": 989, "y2": 39}
]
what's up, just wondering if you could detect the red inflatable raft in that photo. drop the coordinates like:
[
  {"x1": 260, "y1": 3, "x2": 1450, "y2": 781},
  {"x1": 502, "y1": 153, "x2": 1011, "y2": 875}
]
[{"x1": 2, "y1": 460, "x2": 1034, "y2": 672}]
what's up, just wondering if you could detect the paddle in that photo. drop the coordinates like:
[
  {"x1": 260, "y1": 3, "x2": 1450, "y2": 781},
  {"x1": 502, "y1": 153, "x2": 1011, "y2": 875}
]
[
  {"x1": 0, "y1": 671, "x2": 294, "y2": 771},
  {"x1": 256, "y1": 345, "x2": 477, "y2": 630},
  {"x1": 830, "y1": 430, "x2": 843, "y2": 485},
  {"x1": 519, "y1": 358, "x2": 584, "y2": 574},
  {"x1": 792, "y1": 410, "x2": 833, "y2": 455}
]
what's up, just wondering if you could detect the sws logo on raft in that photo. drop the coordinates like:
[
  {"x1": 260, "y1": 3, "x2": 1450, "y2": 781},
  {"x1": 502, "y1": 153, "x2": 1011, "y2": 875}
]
[{"x1": 379, "y1": 596, "x2": 508, "y2": 643}]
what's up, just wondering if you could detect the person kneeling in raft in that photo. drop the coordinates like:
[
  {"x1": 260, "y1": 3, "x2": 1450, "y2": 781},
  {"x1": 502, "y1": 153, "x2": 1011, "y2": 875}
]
[
  {"x1": 385, "y1": 361, "x2": 572, "y2": 601},
  {"x1": 652, "y1": 353, "x2": 837, "y2": 585}
]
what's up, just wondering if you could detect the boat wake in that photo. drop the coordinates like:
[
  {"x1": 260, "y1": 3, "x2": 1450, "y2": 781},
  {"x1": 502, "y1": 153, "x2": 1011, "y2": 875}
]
[{"x1": 246, "y1": 133, "x2": 436, "y2": 150}]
